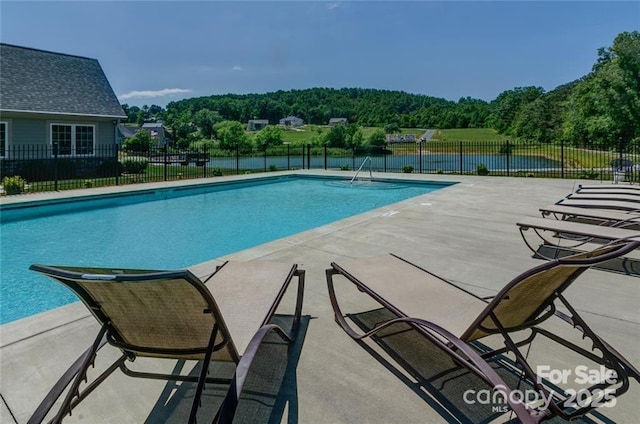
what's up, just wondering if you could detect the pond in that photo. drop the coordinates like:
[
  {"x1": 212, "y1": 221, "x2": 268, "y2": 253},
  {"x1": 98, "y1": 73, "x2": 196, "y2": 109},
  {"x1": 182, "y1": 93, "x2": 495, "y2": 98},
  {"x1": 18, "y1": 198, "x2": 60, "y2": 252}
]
[{"x1": 203, "y1": 153, "x2": 560, "y2": 172}]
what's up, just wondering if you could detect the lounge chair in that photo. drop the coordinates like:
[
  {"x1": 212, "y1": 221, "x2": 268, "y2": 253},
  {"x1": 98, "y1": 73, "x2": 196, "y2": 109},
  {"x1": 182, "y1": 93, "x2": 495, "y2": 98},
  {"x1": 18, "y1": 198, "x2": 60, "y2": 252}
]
[
  {"x1": 578, "y1": 183, "x2": 640, "y2": 191},
  {"x1": 539, "y1": 204, "x2": 640, "y2": 229},
  {"x1": 517, "y1": 215, "x2": 640, "y2": 251},
  {"x1": 576, "y1": 187, "x2": 640, "y2": 196},
  {"x1": 28, "y1": 260, "x2": 305, "y2": 424},
  {"x1": 567, "y1": 192, "x2": 640, "y2": 203},
  {"x1": 326, "y1": 244, "x2": 640, "y2": 423},
  {"x1": 557, "y1": 198, "x2": 640, "y2": 212}
]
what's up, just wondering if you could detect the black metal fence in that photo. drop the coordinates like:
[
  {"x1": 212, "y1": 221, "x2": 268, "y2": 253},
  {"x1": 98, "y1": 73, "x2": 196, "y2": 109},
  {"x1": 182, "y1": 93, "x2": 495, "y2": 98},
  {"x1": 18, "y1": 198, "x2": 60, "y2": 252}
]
[{"x1": 1, "y1": 140, "x2": 638, "y2": 194}]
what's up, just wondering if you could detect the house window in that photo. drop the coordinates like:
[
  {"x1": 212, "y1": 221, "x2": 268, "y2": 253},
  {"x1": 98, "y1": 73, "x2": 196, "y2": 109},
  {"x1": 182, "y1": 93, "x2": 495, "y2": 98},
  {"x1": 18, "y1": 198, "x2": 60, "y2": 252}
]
[
  {"x1": 0, "y1": 122, "x2": 6, "y2": 158},
  {"x1": 51, "y1": 124, "x2": 95, "y2": 156}
]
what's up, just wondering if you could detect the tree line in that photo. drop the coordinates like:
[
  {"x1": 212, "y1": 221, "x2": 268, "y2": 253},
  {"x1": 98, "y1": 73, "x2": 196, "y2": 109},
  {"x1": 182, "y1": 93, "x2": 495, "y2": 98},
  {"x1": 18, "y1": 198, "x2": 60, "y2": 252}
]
[{"x1": 121, "y1": 31, "x2": 639, "y2": 151}]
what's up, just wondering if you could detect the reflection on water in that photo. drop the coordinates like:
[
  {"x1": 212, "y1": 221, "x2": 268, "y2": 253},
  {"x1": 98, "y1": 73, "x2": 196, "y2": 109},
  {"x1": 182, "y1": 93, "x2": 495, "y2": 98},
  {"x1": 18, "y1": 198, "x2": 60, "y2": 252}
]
[{"x1": 323, "y1": 180, "x2": 408, "y2": 190}]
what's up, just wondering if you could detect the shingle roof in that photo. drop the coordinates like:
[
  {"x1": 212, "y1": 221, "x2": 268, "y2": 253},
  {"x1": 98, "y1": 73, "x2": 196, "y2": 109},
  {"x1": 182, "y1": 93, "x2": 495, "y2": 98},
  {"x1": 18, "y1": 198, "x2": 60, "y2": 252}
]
[
  {"x1": 117, "y1": 124, "x2": 142, "y2": 138},
  {"x1": 0, "y1": 43, "x2": 126, "y2": 118}
]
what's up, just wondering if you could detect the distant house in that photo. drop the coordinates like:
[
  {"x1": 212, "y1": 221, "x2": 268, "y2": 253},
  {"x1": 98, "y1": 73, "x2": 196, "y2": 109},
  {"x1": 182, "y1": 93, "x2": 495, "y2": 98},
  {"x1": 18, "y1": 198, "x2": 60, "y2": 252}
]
[
  {"x1": 279, "y1": 116, "x2": 304, "y2": 127},
  {"x1": 116, "y1": 124, "x2": 142, "y2": 145},
  {"x1": 141, "y1": 122, "x2": 171, "y2": 146},
  {"x1": 386, "y1": 134, "x2": 417, "y2": 143},
  {"x1": 247, "y1": 119, "x2": 269, "y2": 131},
  {"x1": 117, "y1": 123, "x2": 171, "y2": 147},
  {"x1": 328, "y1": 118, "x2": 348, "y2": 126},
  {"x1": 0, "y1": 43, "x2": 126, "y2": 177}
]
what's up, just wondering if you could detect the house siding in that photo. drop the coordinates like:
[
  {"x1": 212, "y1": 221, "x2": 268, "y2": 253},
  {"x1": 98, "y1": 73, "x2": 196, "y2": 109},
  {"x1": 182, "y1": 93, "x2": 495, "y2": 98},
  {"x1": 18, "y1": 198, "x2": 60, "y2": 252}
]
[
  {"x1": 9, "y1": 118, "x2": 46, "y2": 146},
  {"x1": 2, "y1": 114, "x2": 115, "y2": 148}
]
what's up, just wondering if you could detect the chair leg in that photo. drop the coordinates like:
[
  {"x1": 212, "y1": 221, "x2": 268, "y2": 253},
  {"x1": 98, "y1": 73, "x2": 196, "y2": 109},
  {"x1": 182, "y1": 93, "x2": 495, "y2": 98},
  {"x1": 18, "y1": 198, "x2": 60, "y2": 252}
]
[
  {"x1": 188, "y1": 324, "x2": 219, "y2": 424},
  {"x1": 52, "y1": 324, "x2": 108, "y2": 423}
]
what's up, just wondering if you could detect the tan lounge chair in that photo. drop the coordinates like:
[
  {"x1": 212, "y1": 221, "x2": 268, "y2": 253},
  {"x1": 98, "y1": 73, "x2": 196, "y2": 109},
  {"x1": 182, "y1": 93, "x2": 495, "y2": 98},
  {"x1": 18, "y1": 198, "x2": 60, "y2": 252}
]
[
  {"x1": 28, "y1": 261, "x2": 305, "y2": 424},
  {"x1": 578, "y1": 183, "x2": 640, "y2": 191},
  {"x1": 576, "y1": 188, "x2": 640, "y2": 197},
  {"x1": 539, "y1": 205, "x2": 640, "y2": 229},
  {"x1": 326, "y1": 245, "x2": 640, "y2": 423},
  {"x1": 517, "y1": 216, "x2": 640, "y2": 253},
  {"x1": 567, "y1": 192, "x2": 640, "y2": 203},
  {"x1": 557, "y1": 198, "x2": 640, "y2": 212}
]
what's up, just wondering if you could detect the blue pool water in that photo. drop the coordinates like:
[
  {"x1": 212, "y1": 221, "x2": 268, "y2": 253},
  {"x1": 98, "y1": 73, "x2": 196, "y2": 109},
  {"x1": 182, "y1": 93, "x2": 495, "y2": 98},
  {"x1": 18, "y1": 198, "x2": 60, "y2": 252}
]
[{"x1": 0, "y1": 176, "x2": 451, "y2": 323}]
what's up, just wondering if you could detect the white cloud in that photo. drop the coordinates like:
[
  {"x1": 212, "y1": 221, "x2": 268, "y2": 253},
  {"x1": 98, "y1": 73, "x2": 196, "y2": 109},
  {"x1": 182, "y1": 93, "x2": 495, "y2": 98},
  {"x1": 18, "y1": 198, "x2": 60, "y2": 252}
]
[
  {"x1": 232, "y1": 65, "x2": 244, "y2": 71},
  {"x1": 118, "y1": 88, "x2": 192, "y2": 100},
  {"x1": 327, "y1": 2, "x2": 342, "y2": 10}
]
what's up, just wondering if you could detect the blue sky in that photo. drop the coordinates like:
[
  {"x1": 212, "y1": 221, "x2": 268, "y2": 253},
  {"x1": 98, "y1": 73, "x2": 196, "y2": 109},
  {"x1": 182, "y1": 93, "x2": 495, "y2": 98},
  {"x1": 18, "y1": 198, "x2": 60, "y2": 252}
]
[{"x1": 2, "y1": 1, "x2": 638, "y2": 107}]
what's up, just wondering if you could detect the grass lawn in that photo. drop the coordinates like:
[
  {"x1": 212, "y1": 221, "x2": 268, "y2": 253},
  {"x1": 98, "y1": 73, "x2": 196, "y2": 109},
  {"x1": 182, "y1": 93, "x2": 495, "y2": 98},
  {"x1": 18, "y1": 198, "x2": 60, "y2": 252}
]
[
  {"x1": 247, "y1": 125, "x2": 428, "y2": 146},
  {"x1": 431, "y1": 128, "x2": 508, "y2": 142}
]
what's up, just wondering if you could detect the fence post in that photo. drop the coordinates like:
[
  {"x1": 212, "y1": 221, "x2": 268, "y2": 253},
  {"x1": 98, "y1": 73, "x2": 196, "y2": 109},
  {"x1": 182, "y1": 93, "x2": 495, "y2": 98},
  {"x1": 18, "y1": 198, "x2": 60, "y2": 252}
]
[
  {"x1": 203, "y1": 145, "x2": 208, "y2": 178},
  {"x1": 561, "y1": 139, "x2": 565, "y2": 179},
  {"x1": 307, "y1": 144, "x2": 311, "y2": 170},
  {"x1": 236, "y1": 144, "x2": 240, "y2": 175},
  {"x1": 53, "y1": 141, "x2": 59, "y2": 191},
  {"x1": 263, "y1": 144, "x2": 267, "y2": 172},
  {"x1": 459, "y1": 142, "x2": 463, "y2": 175},
  {"x1": 506, "y1": 140, "x2": 510, "y2": 177},
  {"x1": 419, "y1": 141, "x2": 423, "y2": 173},
  {"x1": 163, "y1": 145, "x2": 168, "y2": 181},
  {"x1": 384, "y1": 144, "x2": 387, "y2": 173},
  {"x1": 324, "y1": 144, "x2": 327, "y2": 170},
  {"x1": 301, "y1": 144, "x2": 305, "y2": 169},
  {"x1": 287, "y1": 143, "x2": 291, "y2": 170},
  {"x1": 352, "y1": 147, "x2": 355, "y2": 171},
  {"x1": 114, "y1": 143, "x2": 120, "y2": 186}
]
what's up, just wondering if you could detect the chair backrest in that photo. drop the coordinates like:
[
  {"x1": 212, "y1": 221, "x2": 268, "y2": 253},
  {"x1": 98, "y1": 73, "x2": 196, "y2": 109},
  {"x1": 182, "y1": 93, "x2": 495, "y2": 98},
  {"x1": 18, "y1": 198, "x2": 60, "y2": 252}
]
[
  {"x1": 461, "y1": 241, "x2": 638, "y2": 341},
  {"x1": 29, "y1": 265, "x2": 239, "y2": 362}
]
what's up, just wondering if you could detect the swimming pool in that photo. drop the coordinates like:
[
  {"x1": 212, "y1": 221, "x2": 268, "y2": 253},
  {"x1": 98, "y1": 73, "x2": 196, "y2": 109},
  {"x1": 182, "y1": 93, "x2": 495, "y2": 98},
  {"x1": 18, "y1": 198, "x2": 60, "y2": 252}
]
[{"x1": 0, "y1": 175, "x2": 453, "y2": 324}]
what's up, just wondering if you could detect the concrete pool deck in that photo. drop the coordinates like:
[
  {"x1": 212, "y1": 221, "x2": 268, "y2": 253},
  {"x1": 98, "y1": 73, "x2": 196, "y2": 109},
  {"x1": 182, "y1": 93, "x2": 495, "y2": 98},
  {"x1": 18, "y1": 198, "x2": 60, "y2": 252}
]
[{"x1": 1, "y1": 170, "x2": 639, "y2": 423}]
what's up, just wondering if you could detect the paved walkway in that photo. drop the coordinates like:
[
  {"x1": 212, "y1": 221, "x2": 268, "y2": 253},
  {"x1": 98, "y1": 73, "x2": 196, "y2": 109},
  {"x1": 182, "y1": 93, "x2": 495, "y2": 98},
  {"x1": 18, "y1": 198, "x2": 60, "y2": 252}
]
[{"x1": 1, "y1": 171, "x2": 638, "y2": 423}]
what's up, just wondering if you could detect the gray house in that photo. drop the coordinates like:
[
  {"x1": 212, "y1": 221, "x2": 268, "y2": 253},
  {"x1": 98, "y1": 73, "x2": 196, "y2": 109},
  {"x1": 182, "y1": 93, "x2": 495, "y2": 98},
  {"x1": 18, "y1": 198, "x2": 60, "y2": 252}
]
[
  {"x1": 141, "y1": 122, "x2": 171, "y2": 146},
  {"x1": 328, "y1": 118, "x2": 348, "y2": 126},
  {"x1": 247, "y1": 119, "x2": 269, "y2": 131},
  {"x1": 279, "y1": 116, "x2": 304, "y2": 127},
  {"x1": 0, "y1": 43, "x2": 126, "y2": 162}
]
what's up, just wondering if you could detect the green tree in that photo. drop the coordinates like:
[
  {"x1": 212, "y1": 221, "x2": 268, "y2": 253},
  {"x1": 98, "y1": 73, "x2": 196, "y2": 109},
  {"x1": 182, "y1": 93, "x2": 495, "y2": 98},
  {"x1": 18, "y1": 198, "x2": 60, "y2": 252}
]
[
  {"x1": 383, "y1": 122, "x2": 400, "y2": 134},
  {"x1": 255, "y1": 125, "x2": 283, "y2": 149},
  {"x1": 135, "y1": 109, "x2": 146, "y2": 126},
  {"x1": 563, "y1": 31, "x2": 640, "y2": 148},
  {"x1": 214, "y1": 121, "x2": 252, "y2": 152},
  {"x1": 194, "y1": 109, "x2": 223, "y2": 139},
  {"x1": 366, "y1": 129, "x2": 387, "y2": 149},
  {"x1": 324, "y1": 123, "x2": 347, "y2": 147},
  {"x1": 488, "y1": 87, "x2": 544, "y2": 134},
  {"x1": 345, "y1": 124, "x2": 363, "y2": 150},
  {"x1": 123, "y1": 130, "x2": 153, "y2": 153}
]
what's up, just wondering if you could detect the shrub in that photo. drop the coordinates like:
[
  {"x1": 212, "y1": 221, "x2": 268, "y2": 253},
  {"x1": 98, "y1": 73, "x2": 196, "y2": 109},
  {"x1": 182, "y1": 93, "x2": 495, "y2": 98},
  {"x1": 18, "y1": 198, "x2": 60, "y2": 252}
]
[
  {"x1": 476, "y1": 164, "x2": 489, "y2": 176},
  {"x1": 269, "y1": 164, "x2": 277, "y2": 172},
  {"x1": 402, "y1": 165, "x2": 414, "y2": 173},
  {"x1": 340, "y1": 164, "x2": 350, "y2": 171},
  {"x1": 189, "y1": 139, "x2": 216, "y2": 151},
  {"x1": 212, "y1": 167, "x2": 223, "y2": 176},
  {"x1": 436, "y1": 169, "x2": 444, "y2": 174},
  {"x1": 2, "y1": 176, "x2": 27, "y2": 195},
  {"x1": 83, "y1": 180, "x2": 94, "y2": 188},
  {"x1": 122, "y1": 157, "x2": 149, "y2": 174},
  {"x1": 97, "y1": 159, "x2": 123, "y2": 177},
  {"x1": 577, "y1": 169, "x2": 599, "y2": 180},
  {"x1": 123, "y1": 130, "x2": 153, "y2": 153}
]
